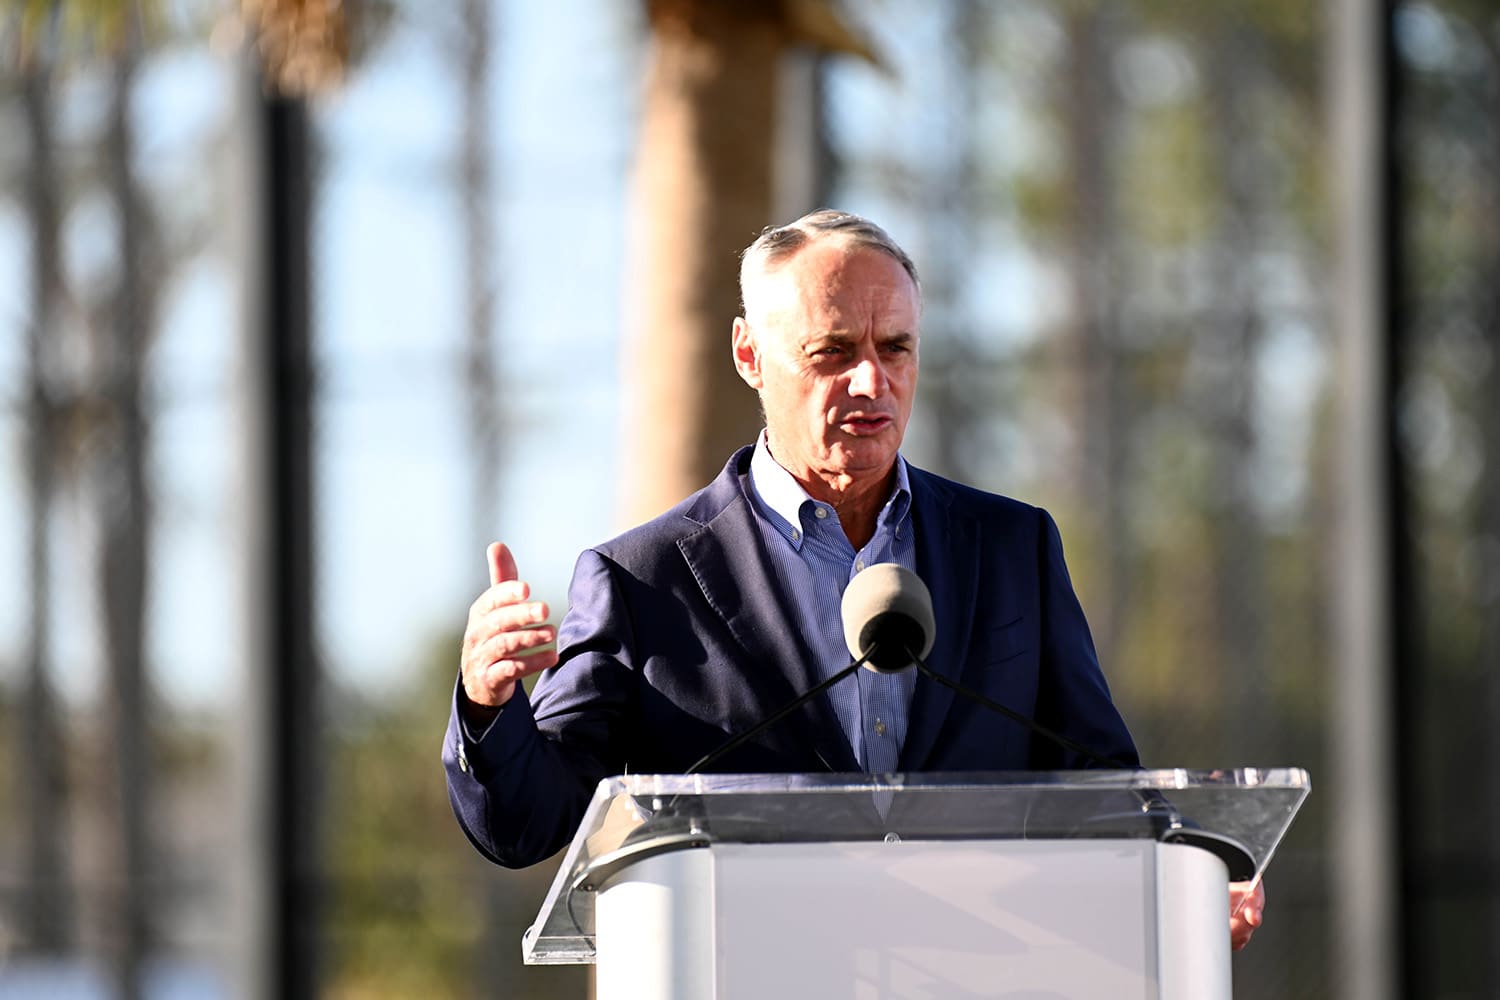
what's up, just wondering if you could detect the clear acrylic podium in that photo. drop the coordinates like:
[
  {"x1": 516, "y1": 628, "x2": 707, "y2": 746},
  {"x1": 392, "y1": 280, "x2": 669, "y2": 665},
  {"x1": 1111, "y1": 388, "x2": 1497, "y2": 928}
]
[{"x1": 523, "y1": 768, "x2": 1310, "y2": 999}]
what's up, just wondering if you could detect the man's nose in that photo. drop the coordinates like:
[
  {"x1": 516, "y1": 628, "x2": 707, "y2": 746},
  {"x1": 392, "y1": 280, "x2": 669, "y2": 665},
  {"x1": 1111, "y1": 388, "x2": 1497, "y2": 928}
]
[{"x1": 847, "y1": 356, "x2": 887, "y2": 397}]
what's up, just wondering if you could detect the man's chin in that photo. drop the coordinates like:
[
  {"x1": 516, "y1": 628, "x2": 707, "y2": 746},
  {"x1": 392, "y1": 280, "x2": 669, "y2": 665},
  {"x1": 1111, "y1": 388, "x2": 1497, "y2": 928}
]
[{"x1": 825, "y1": 441, "x2": 900, "y2": 478}]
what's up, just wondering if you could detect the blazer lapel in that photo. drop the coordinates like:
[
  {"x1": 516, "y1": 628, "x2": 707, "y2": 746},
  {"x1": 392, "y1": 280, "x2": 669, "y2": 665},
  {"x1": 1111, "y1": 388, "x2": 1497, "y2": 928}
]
[
  {"x1": 676, "y1": 462, "x2": 859, "y2": 772},
  {"x1": 899, "y1": 469, "x2": 981, "y2": 771}
]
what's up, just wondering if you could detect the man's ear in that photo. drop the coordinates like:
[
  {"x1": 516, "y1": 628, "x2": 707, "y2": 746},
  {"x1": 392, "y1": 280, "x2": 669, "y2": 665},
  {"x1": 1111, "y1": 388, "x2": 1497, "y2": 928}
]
[{"x1": 731, "y1": 317, "x2": 764, "y2": 390}]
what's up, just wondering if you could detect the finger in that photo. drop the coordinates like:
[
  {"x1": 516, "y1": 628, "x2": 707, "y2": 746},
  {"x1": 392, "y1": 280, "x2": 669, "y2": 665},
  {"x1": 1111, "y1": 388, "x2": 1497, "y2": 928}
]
[
  {"x1": 488, "y1": 542, "x2": 519, "y2": 587},
  {"x1": 1228, "y1": 880, "x2": 1265, "y2": 951},
  {"x1": 469, "y1": 581, "x2": 534, "y2": 618},
  {"x1": 1229, "y1": 879, "x2": 1263, "y2": 914},
  {"x1": 475, "y1": 648, "x2": 560, "y2": 690},
  {"x1": 471, "y1": 600, "x2": 552, "y2": 637},
  {"x1": 474, "y1": 627, "x2": 558, "y2": 665}
]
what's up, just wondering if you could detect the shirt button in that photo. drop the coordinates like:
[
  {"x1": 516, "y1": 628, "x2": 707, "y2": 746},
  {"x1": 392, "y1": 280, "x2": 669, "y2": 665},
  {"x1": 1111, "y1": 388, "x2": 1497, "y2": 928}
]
[
  {"x1": 791, "y1": 529, "x2": 801, "y2": 542},
  {"x1": 855, "y1": 559, "x2": 867, "y2": 572},
  {"x1": 873, "y1": 719, "x2": 888, "y2": 737},
  {"x1": 814, "y1": 507, "x2": 828, "y2": 520}
]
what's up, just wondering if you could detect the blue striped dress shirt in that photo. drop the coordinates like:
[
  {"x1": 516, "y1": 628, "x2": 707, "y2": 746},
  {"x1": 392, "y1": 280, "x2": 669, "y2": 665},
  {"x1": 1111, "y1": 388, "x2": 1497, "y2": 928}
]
[{"x1": 747, "y1": 432, "x2": 917, "y2": 773}]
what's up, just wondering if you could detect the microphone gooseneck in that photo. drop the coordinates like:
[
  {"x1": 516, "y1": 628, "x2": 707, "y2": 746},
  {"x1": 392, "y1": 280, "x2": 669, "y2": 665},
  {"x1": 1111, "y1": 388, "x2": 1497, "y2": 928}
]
[
  {"x1": 684, "y1": 648, "x2": 874, "y2": 775},
  {"x1": 904, "y1": 647, "x2": 1123, "y2": 769}
]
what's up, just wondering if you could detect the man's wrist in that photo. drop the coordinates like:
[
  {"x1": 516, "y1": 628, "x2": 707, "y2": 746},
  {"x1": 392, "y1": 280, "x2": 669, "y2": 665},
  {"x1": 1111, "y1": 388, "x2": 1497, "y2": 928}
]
[{"x1": 458, "y1": 682, "x2": 504, "y2": 735}]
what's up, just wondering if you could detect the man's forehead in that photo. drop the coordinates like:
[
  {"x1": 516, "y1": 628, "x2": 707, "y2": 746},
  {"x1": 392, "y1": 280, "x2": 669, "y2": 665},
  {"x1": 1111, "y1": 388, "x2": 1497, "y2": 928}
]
[{"x1": 746, "y1": 242, "x2": 919, "y2": 320}]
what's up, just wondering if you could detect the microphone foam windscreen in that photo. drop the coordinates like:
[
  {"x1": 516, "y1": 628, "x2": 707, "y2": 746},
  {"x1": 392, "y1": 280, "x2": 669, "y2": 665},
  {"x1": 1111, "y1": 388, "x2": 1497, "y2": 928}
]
[{"x1": 841, "y1": 563, "x2": 936, "y2": 663}]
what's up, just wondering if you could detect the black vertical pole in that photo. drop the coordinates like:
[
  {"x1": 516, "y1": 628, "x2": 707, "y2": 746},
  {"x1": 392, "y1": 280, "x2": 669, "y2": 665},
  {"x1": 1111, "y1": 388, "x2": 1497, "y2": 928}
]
[
  {"x1": 260, "y1": 92, "x2": 319, "y2": 999},
  {"x1": 1379, "y1": 3, "x2": 1416, "y2": 998}
]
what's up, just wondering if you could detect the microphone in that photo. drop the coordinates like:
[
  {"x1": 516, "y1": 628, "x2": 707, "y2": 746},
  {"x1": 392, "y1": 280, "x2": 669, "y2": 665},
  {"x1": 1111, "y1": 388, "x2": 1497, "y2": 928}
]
[{"x1": 840, "y1": 563, "x2": 935, "y2": 673}]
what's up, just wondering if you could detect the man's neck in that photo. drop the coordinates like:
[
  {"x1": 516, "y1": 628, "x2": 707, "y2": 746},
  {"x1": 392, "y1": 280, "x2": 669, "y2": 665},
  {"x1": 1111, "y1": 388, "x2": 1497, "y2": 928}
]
[
  {"x1": 825, "y1": 485, "x2": 889, "y2": 551},
  {"x1": 766, "y1": 439, "x2": 895, "y2": 550}
]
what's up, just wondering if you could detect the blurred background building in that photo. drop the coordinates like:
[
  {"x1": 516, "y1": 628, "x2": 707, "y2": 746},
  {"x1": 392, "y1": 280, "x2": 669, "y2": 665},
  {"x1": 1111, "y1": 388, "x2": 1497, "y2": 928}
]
[{"x1": 0, "y1": 0, "x2": 1497, "y2": 997}]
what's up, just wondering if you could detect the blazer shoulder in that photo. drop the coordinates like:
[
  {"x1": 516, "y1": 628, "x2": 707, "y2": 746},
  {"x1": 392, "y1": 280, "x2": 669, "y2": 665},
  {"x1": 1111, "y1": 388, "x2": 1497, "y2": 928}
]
[{"x1": 909, "y1": 463, "x2": 1045, "y2": 523}]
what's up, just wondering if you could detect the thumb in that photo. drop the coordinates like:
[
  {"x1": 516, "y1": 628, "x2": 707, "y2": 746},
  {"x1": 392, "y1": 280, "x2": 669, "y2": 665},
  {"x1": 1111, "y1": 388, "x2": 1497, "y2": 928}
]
[{"x1": 487, "y1": 542, "x2": 519, "y2": 587}]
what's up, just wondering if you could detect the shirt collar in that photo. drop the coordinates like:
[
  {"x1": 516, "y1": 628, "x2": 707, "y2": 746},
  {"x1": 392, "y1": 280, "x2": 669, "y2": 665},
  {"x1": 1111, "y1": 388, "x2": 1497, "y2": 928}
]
[{"x1": 748, "y1": 430, "x2": 912, "y2": 546}]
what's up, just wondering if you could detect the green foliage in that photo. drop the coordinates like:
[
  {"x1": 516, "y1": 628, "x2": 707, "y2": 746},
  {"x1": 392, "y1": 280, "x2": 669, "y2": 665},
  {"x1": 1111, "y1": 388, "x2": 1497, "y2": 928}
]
[
  {"x1": 6, "y1": 0, "x2": 169, "y2": 64},
  {"x1": 322, "y1": 631, "x2": 587, "y2": 999},
  {"x1": 321, "y1": 631, "x2": 495, "y2": 997},
  {"x1": 1118, "y1": 102, "x2": 1217, "y2": 247}
]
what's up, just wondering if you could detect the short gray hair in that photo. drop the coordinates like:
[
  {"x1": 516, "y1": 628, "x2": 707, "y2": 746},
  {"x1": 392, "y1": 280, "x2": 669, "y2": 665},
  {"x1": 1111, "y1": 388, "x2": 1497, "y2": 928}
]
[{"x1": 738, "y1": 209, "x2": 920, "y2": 315}]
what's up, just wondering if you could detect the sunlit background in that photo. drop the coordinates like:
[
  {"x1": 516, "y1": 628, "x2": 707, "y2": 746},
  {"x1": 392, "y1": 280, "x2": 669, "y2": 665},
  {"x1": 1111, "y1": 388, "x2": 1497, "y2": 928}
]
[{"x1": 1, "y1": 0, "x2": 1497, "y2": 997}]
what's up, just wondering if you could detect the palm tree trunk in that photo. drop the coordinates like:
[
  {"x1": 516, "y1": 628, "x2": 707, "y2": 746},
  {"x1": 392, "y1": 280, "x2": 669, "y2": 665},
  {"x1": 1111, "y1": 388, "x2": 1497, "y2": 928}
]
[{"x1": 619, "y1": 0, "x2": 787, "y2": 524}]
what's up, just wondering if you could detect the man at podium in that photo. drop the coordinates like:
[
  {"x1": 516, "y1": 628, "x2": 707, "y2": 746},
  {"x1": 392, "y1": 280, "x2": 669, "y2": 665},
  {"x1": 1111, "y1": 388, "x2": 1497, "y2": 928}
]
[{"x1": 443, "y1": 209, "x2": 1264, "y2": 950}]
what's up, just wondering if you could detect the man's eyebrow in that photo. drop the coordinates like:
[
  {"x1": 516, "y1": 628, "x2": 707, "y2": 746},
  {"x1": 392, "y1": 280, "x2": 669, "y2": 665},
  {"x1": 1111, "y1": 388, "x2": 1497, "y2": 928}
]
[
  {"x1": 802, "y1": 331, "x2": 857, "y2": 347},
  {"x1": 801, "y1": 330, "x2": 916, "y2": 349}
]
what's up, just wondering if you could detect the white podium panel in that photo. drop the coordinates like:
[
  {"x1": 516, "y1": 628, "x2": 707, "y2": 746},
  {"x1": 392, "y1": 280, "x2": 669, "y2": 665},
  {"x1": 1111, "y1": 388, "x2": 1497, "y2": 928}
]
[{"x1": 596, "y1": 840, "x2": 1229, "y2": 1000}]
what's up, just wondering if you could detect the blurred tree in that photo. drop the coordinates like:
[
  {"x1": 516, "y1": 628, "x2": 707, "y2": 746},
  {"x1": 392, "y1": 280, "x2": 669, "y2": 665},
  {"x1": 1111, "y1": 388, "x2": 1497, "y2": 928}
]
[
  {"x1": 1199, "y1": 6, "x2": 1273, "y2": 758},
  {"x1": 11, "y1": 0, "x2": 163, "y2": 63},
  {"x1": 459, "y1": 0, "x2": 499, "y2": 555},
  {"x1": 94, "y1": 14, "x2": 157, "y2": 997},
  {"x1": 619, "y1": 0, "x2": 877, "y2": 523},
  {"x1": 241, "y1": 0, "x2": 349, "y2": 95},
  {"x1": 1057, "y1": 2, "x2": 1128, "y2": 665},
  {"x1": 17, "y1": 42, "x2": 75, "y2": 959},
  {"x1": 912, "y1": 3, "x2": 983, "y2": 488}
]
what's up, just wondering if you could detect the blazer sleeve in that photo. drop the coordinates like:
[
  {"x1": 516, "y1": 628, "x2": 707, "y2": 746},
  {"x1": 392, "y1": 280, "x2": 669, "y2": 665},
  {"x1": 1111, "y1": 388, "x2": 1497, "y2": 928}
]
[
  {"x1": 1030, "y1": 509, "x2": 1141, "y2": 769},
  {"x1": 441, "y1": 547, "x2": 639, "y2": 869}
]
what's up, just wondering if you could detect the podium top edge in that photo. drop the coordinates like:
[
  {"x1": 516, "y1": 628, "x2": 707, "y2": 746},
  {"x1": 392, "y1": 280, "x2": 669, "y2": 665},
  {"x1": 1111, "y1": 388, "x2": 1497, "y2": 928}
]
[{"x1": 593, "y1": 767, "x2": 1310, "y2": 797}]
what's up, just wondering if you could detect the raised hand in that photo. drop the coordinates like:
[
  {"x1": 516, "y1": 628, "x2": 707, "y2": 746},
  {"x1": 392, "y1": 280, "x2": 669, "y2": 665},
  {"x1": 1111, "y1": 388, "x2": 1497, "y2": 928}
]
[{"x1": 459, "y1": 542, "x2": 559, "y2": 714}]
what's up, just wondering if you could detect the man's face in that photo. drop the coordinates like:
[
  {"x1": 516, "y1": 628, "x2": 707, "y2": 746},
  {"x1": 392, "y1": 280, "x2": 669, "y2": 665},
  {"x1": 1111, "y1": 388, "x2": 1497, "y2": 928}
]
[{"x1": 733, "y1": 241, "x2": 920, "y2": 491}]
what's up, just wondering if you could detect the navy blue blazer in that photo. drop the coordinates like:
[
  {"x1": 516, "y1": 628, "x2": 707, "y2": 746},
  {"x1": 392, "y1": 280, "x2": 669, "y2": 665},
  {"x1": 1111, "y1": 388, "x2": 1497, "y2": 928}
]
[{"x1": 443, "y1": 447, "x2": 1138, "y2": 868}]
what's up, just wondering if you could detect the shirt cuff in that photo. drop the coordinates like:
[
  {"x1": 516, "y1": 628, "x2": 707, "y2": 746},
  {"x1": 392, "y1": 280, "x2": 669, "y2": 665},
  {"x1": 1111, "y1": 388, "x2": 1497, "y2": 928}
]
[{"x1": 456, "y1": 677, "x2": 504, "y2": 743}]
